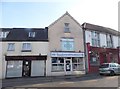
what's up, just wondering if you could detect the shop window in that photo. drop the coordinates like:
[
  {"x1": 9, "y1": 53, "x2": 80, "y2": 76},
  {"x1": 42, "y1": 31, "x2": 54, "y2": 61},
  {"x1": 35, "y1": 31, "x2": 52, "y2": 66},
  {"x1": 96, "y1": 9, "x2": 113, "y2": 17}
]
[
  {"x1": 6, "y1": 61, "x2": 23, "y2": 78},
  {"x1": 22, "y1": 43, "x2": 31, "y2": 52},
  {"x1": 7, "y1": 43, "x2": 15, "y2": 51},
  {"x1": 61, "y1": 38, "x2": 74, "y2": 51},
  {"x1": 72, "y1": 58, "x2": 83, "y2": 71},
  {"x1": 52, "y1": 57, "x2": 64, "y2": 72}
]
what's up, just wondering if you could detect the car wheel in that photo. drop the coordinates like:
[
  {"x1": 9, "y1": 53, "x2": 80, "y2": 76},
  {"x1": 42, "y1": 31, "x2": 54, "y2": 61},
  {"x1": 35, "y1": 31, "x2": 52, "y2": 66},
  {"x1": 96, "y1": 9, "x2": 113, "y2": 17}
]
[
  {"x1": 99, "y1": 73, "x2": 103, "y2": 75},
  {"x1": 110, "y1": 71, "x2": 115, "y2": 76}
]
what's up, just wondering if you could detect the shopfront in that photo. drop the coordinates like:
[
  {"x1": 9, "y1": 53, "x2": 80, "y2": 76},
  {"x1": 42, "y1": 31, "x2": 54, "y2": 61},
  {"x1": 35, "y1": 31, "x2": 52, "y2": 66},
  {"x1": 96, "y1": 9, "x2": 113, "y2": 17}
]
[
  {"x1": 5, "y1": 56, "x2": 46, "y2": 78},
  {"x1": 50, "y1": 52, "x2": 85, "y2": 75}
]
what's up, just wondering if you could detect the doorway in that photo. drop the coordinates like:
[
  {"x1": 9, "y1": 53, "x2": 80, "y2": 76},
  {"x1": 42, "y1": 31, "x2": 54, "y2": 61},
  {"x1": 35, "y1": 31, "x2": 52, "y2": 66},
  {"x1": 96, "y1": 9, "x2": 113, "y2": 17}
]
[
  {"x1": 22, "y1": 60, "x2": 31, "y2": 77},
  {"x1": 65, "y1": 58, "x2": 72, "y2": 75}
]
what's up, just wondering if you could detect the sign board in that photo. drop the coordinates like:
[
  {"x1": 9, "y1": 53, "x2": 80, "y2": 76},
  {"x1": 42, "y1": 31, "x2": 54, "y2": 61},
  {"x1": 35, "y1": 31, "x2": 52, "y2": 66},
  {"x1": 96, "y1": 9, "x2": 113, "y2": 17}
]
[{"x1": 51, "y1": 52, "x2": 84, "y2": 57}]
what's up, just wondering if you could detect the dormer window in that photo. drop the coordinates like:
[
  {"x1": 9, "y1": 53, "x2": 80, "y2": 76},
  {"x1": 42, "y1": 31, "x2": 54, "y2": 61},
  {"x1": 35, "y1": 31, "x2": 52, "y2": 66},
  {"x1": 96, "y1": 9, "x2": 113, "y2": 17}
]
[
  {"x1": 64, "y1": 23, "x2": 70, "y2": 33},
  {"x1": 0, "y1": 31, "x2": 9, "y2": 38},
  {"x1": 29, "y1": 32, "x2": 35, "y2": 38}
]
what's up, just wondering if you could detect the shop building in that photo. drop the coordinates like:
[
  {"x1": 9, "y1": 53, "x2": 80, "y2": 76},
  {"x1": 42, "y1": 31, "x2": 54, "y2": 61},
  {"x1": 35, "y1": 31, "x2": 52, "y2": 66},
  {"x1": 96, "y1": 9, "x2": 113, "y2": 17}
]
[
  {"x1": 82, "y1": 23, "x2": 120, "y2": 73},
  {"x1": 46, "y1": 12, "x2": 86, "y2": 76},
  {"x1": 0, "y1": 28, "x2": 48, "y2": 78}
]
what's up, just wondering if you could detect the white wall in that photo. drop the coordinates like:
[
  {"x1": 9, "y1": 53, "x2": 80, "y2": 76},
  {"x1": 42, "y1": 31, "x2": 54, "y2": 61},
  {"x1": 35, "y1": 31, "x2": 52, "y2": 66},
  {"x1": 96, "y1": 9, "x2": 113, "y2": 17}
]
[
  {"x1": 100, "y1": 33, "x2": 107, "y2": 47},
  {"x1": 85, "y1": 30, "x2": 92, "y2": 45},
  {"x1": 1, "y1": 41, "x2": 48, "y2": 79}
]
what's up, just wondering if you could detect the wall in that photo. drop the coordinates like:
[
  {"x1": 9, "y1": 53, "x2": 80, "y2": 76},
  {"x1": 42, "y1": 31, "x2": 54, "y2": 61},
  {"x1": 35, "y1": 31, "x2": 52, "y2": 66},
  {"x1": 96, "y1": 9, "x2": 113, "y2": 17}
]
[
  {"x1": 1, "y1": 41, "x2": 48, "y2": 79},
  {"x1": 47, "y1": 14, "x2": 85, "y2": 76}
]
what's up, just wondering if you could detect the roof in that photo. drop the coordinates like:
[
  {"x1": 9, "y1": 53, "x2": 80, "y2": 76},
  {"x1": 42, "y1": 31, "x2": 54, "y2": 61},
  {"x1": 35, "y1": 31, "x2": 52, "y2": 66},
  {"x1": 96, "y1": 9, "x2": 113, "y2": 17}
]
[
  {"x1": 82, "y1": 22, "x2": 120, "y2": 36},
  {"x1": 1, "y1": 28, "x2": 48, "y2": 41},
  {"x1": 48, "y1": 11, "x2": 82, "y2": 28}
]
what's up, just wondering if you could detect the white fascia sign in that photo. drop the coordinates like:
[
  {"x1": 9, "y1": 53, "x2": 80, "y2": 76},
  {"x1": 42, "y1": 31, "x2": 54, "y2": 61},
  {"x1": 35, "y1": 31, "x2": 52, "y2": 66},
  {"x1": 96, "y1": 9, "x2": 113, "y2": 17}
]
[{"x1": 51, "y1": 52, "x2": 84, "y2": 57}]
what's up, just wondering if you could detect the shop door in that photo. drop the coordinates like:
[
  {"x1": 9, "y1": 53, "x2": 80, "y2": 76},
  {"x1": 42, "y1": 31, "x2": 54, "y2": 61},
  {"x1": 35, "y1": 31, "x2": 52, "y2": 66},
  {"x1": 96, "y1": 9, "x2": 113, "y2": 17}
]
[
  {"x1": 65, "y1": 59, "x2": 72, "y2": 75},
  {"x1": 22, "y1": 60, "x2": 31, "y2": 77}
]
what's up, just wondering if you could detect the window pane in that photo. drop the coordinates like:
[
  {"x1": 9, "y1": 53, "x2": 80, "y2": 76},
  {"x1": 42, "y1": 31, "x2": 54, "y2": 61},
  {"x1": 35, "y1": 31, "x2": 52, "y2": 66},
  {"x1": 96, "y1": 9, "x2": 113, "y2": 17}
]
[
  {"x1": 52, "y1": 58, "x2": 57, "y2": 63},
  {"x1": 8, "y1": 43, "x2": 15, "y2": 51},
  {"x1": 77, "y1": 64, "x2": 83, "y2": 70},
  {"x1": 6, "y1": 61, "x2": 23, "y2": 78},
  {"x1": 72, "y1": 58, "x2": 77, "y2": 63},
  {"x1": 52, "y1": 64, "x2": 57, "y2": 71},
  {"x1": 58, "y1": 64, "x2": 64, "y2": 71},
  {"x1": 61, "y1": 38, "x2": 74, "y2": 51},
  {"x1": 72, "y1": 64, "x2": 77, "y2": 70},
  {"x1": 22, "y1": 43, "x2": 31, "y2": 51},
  {"x1": 58, "y1": 58, "x2": 64, "y2": 63}
]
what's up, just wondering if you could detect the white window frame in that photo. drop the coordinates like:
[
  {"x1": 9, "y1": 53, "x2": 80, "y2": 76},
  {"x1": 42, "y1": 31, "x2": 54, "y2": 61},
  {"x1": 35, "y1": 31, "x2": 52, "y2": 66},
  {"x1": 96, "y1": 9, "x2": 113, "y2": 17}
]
[
  {"x1": 64, "y1": 23, "x2": 70, "y2": 33},
  {"x1": 106, "y1": 34, "x2": 113, "y2": 48},
  {"x1": 0, "y1": 32, "x2": 9, "y2": 38},
  {"x1": 22, "y1": 43, "x2": 31, "y2": 52},
  {"x1": 7, "y1": 43, "x2": 15, "y2": 51},
  {"x1": 28, "y1": 32, "x2": 35, "y2": 38}
]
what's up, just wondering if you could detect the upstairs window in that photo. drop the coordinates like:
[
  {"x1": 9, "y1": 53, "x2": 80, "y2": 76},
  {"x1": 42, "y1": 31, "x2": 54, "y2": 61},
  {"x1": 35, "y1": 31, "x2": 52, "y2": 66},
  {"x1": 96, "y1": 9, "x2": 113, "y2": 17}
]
[
  {"x1": 106, "y1": 34, "x2": 113, "y2": 48},
  {"x1": 22, "y1": 43, "x2": 31, "y2": 52},
  {"x1": 64, "y1": 23, "x2": 70, "y2": 33},
  {"x1": 7, "y1": 43, "x2": 15, "y2": 51},
  {"x1": 0, "y1": 32, "x2": 9, "y2": 38},
  {"x1": 91, "y1": 31, "x2": 100, "y2": 47},
  {"x1": 28, "y1": 32, "x2": 35, "y2": 38},
  {"x1": 61, "y1": 38, "x2": 74, "y2": 51}
]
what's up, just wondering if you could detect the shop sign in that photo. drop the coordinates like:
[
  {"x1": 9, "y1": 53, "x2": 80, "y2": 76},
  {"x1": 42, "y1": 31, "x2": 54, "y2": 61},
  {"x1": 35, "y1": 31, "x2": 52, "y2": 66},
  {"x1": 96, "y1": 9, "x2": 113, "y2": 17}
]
[{"x1": 51, "y1": 52, "x2": 84, "y2": 57}]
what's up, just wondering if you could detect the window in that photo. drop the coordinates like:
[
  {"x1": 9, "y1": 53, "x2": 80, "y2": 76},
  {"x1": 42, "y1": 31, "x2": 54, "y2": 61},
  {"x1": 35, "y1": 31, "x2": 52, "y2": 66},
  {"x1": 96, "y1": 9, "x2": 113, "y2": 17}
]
[
  {"x1": 52, "y1": 57, "x2": 64, "y2": 71},
  {"x1": 29, "y1": 32, "x2": 35, "y2": 38},
  {"x1": 6, "y1": 61, "x2": 23, "y2": 78},
  {"x1": 72, "y1": 58, "x2": 83, "y2": 71},
  {"x1": 91, "y1": 31, "x2": 100, "y2": 47},
  {"x1": 106, "y1": 34, "x2": 113, "y2": 48},
  {"x1": 7, "y1": 43, "x2": 15, "y2": 51},
  {"x1": 22, "y1": 43, "x2": 31, "y2": 52},
  {"x1": 61, "y1": 38, "x2": 74, "y2": 51},
  {"x1": 64, "y1": 23, "x2": 70, "y2": 33},
  {"x1": 0, "y1": 32, "x2": 9, "y2": 38},
  {"x1": 90, "y1": 52, "x2": 99, "y2": 65}
]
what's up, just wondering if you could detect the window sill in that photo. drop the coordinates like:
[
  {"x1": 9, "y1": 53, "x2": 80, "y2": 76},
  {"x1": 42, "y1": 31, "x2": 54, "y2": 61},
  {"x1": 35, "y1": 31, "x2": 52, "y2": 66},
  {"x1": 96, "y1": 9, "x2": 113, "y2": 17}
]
[
  {"x1": 21, "y1": 50, "x2": 31, "y2": 52},
  {"x1": 51, "y1": 70, "x2": 64, "y2": 72}
]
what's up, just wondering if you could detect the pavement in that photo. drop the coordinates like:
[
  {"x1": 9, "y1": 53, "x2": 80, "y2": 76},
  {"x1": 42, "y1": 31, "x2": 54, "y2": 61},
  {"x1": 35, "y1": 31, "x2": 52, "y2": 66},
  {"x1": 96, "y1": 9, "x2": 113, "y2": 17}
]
[
  {"x1": 1, "y1": 73, "x2": 119, "y2": 88},
  {"x1": 1, "y1": 73, "x2": 99, "y2": 87}
]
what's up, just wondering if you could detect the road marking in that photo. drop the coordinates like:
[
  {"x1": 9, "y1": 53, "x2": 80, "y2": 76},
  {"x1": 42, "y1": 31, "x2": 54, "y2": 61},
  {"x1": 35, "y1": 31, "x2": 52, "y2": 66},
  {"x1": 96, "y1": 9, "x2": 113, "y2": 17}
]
[
  {"x1": 105, "y1": 76, "x2": 118, "y2": 79},
  {"x1": 82, "y1": 80, "x2": 98, "y2": 82},
  {"x1": 60, "y1": 81, "x2": 75, "y2": 84}
]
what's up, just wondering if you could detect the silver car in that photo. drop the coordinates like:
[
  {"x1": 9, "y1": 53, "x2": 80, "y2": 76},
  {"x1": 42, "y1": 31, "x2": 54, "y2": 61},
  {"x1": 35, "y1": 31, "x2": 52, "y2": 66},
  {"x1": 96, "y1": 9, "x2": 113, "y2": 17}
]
[{"x1": 99, "y1": 63, "x2": 120, "y2": 75}]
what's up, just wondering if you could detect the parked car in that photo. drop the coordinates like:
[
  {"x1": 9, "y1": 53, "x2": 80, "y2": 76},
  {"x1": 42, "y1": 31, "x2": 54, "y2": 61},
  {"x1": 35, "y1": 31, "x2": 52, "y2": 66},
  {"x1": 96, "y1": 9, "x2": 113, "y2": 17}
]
[{"x1": 99, "y1": 63, "x2": 120, "y2": 75}]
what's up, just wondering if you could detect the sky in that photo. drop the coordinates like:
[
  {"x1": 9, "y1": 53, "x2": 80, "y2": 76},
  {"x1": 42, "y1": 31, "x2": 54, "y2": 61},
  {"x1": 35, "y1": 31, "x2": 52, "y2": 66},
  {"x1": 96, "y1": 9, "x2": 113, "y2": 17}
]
[{"x1": 0, "y1": 0, "x2": 119, "y2": 30}]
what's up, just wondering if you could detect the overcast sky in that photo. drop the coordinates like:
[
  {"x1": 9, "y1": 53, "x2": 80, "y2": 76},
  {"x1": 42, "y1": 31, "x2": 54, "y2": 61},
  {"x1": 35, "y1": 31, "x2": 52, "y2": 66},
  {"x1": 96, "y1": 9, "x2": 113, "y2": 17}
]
[{"x1": 1, "y1": 0, "x2": 119, "y2": 30}]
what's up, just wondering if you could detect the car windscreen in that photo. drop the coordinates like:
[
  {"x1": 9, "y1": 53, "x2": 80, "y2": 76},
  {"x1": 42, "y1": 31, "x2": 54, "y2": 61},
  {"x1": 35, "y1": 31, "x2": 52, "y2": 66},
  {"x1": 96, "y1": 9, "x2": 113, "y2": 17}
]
[{"x1": 99, "y1": 64, "x2": 109, "y2": 68}]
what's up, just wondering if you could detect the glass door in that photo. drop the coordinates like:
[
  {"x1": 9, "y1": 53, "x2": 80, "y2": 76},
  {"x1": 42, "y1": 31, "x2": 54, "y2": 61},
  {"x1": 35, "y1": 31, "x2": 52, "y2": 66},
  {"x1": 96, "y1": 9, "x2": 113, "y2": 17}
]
[
  {"x1": 22, "y1": 60, "x2": 31, "y2": 77},
  {"x1": 65, "y1": 58, "x2": 72, "y2": 75}
]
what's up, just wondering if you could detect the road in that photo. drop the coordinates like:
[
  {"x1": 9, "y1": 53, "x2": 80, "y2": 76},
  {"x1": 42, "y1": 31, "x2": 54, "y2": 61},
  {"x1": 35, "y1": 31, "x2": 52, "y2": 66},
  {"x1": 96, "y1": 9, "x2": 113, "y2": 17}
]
[{"x1": 2, "y1": 74, "x2": 119, "y2": 88}]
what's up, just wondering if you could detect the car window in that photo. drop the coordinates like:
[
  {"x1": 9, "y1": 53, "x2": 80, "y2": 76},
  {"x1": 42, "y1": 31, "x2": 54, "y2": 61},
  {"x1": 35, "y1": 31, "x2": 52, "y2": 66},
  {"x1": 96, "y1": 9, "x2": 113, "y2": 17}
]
[
  {"x1": 110, "y1": 64, "x2": 116, "y2": 67},
  {"x1": 99, "y1": 64, "x2": 109, "y2": 68}
]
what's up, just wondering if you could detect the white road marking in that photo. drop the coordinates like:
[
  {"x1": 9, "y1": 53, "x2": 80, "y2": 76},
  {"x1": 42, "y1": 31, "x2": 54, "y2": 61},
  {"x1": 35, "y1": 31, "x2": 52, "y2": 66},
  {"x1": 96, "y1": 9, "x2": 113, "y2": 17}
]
[
  {"x1": 60, "y1": 81, "x2": 75, "y2": 84},
  {"x1": 82, "y1": 80, "x2": 98, "y2": 82}
]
